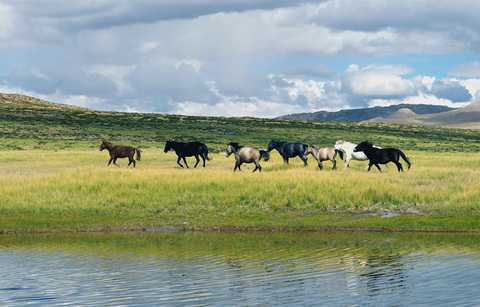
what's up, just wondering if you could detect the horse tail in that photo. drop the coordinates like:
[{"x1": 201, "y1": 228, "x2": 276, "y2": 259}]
[
  {"x1": 135, "y1": 147, "x2": 142, "y2": 161},
  {"x1": 399, "y1": 150, "x2": 411, "y2": 169},
  {"x1": 259, "y1": 149, "x2": 270, "y2": 161},
  {"x1": 335, "y1": 149, "x2": 343, "y2": 160}
]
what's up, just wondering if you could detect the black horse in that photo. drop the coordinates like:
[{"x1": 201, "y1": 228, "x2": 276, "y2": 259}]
[
  {"x1": 267, "y1": 140, "x2": 309, "y2": 166},
  {"x1": 164, "y1": 140, "x2": 210, "y2": 168},
  {"x1": 354, "y1": 141, "x2": 411, "y2": 172}
]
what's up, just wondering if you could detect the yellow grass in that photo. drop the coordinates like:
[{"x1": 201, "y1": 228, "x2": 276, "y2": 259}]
[{"x1": 0, "y1": 149, "x2": 479, "y2": 232}]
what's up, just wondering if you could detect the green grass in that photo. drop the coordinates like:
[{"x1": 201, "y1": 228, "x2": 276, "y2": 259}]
[
  {"x1": 0, "y1": 150, "x2": 480, "y2": 233},
  {"x1": 1, "y1": 95, "x2": 480, "y2": 233}
]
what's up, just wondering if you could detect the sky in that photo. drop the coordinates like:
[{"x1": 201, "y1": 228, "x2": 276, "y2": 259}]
[{"x1": 1, "y1": 0, "x2": 480, "y2": 118}]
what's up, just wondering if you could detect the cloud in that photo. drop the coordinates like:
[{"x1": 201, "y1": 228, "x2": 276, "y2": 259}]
[
  {"x1": 2, "y1": 0, "x2": 319, "y2": 31},
  {"x1": 283, "y1": 65, "x2": 334, "y2": 78},
  {"x1": 450, "y1": 62, "x2": 480, "y2": 78},
  {"x1": 430, "y1": 79, "x2": 472, "y2": 102},
  {"x1": 2, "y1": 1, "x2": 480, "y2": 117},
  {"x1": 343, "y1": 64, "x2": 416, "y2": 98}
]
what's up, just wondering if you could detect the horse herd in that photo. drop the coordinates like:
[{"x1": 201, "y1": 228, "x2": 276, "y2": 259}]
[{"x1": 99, "y1": 139, "x2": 412, "y2": 173}]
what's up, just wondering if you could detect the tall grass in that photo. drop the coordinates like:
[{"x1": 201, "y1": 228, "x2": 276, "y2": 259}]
[{"x1": 1, "y1": 150, "x2": 480, "y2": 232}]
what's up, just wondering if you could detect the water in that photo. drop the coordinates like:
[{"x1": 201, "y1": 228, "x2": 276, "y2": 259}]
[{"x1": 0, "y1": 232, "x2": 479, "y2": 306}]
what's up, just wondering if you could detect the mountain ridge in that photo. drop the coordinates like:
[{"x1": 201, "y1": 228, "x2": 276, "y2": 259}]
[{"x1": 277, "y1": 104, "x2": 455, "y2": 122}]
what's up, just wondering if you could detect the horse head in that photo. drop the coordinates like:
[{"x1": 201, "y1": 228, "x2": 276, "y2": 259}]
[
  {"x1": 164, "y1": 140, "x2": 174, "y2": 153},
  {"x1": 335, "y1": 140, "x2": 348, "y2": 150},
  {"x1": 267, "y1": 140, "x2": 282, "y2": 152},
  {"x1": 225, "y1": 143, "x2": 238, "y2": 157},
  {"x1": 354, "y1": 141, "x2": 373, "y2": 152},
  {"x1": 99, "y1": 139, "x2": 110, "y2": 151}
]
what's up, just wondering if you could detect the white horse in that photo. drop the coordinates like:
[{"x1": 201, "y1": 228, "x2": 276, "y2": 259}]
[{"x1": 334, "y1": 140, "x2": 381, "y2": 169}]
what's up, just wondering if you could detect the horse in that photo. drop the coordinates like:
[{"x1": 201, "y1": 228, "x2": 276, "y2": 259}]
[
  {"x1": 164, "y1": 140, "x2": 210, "y2": 168},
  {"x1": 99, "y1": 140, "x2": 141, "y2": 167},
  {"x1": 226, "y1": 142, "x2": 270, "y2": 172},
  {"x1": 267, "y1": 140, "x2": 309, "y2": 166},
  {"x1": 354, "y1": 141, "x2": 411, "y2": 172},
  {"x1": 306, "y1": 145, "x2": 339, "y2": 170},
  {"x1": 334, "y1": 140, "x2": 382, "y2": 169}
]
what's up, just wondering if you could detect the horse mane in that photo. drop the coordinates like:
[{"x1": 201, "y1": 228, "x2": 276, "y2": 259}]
[
  {"x1": 358, "y1": 141, "x2": 374, "y2": 148},
  {"x1": 228, "y1": 142, "x2": 243, "y2": 150}
]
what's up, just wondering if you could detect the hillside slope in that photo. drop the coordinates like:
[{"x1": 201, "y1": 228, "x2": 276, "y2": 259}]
[
  {"x1": 367, "y1": 108, "x2": 421, "y2": 125},
  {"x1": 277, "y1": 104, "x2": 454, "y2": 122},
  {"x1": 0, "y1": 93, "x2": 480, "y2": 152}
]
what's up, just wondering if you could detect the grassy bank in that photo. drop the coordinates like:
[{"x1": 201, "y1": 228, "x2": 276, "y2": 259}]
[{"x1": 1, "y1": 149, "x2": 480, "y2": 233}]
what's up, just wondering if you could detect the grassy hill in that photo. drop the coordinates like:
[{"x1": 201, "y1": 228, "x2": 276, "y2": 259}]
[{"x1": 1, "y1": 93, "x2": 480, "y2": 152}]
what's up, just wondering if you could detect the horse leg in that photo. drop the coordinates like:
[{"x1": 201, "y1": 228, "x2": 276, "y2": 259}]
[
  {"x1": 332, "y1": 159, "x2": 336, "y2": 170},
  {"x1": 201, "y1": 154, "x2": 206, "y2": 167},
  {"x1": 301, "y1": 156, "x2": 308, "y2": 167},
  {"x1": 107, "y1": 157, "x2": 113, "y2": 166},
  {"x1": 194, "y1": 155, "x2": 200, "y2": 168},
  {"x1": 113, "y1": 158, "x2": 119, "y2": 167},
  {"x1": 253, "y1": 161, "x2": 261, "y2": 172},
  {"x1": 344, "y1": 158, "x2": 351, "y2": 169},
  {"x1": 131, "y1": 158, "x2": 136, "y2": 168},
  {"x1": 318, "y1": 161, "x2": 323, "y2": 170},
  {"x1": 374, "y1": 164, "x2": 382, "y2": 172},
  {"x1": 368, "y1": 162, "x2": 373, "y2": 172},
  {"x1": 182, "y1": 157, "x2": 189, "y2": 168},
  {"x1": 177, "y1": 157, "x2": 184, "y2": 168},
  {"x1": 395, "y1": 161, "x2": 403, "y2": 172}
]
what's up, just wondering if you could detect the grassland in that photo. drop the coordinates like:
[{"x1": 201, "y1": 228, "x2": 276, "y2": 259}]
[
  {"x1": 1, "y1": 93, "x2": 480, "y2": 233},
  {"x1": 1, "y1": 149, "x2": 480, "y2": 233}
]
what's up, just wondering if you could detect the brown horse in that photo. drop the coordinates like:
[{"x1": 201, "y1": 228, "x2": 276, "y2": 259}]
[
  {"x1": 99, "y1": 140, "x2": 141, "y2": 167},
  {"x1": 226, "y1": 142, "x2": 269, "y2": 172},
  {"x1": 306, "y1": 145, "x2": 338, "y2": 170}
]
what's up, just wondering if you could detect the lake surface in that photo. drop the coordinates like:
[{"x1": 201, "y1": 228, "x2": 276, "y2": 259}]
[{"x1": 0, "y1": 232, "x2": 479, "y2": 306}]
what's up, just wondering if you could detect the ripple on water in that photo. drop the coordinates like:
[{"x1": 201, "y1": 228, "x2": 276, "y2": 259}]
[{"x1": 0, "y1": 236, "x2": 479, "y2": 306}]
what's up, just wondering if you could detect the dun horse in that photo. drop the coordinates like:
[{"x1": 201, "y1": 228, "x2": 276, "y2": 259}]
[
  {"x1": 99, "y1": 140, "x2": 141, "y2": 167},
  {"x1": 267, "y1": 140, "x2": 309, "y2": 166},
  {"x1": 226, "y1": 142, "x2": 269, "y2": 172},
  {"x1": 306, "y1": 145, "x2": 339, "y2": 170},
  {"x1": 354, "y1": 141, "x2": 411, "y2": 172},
  {"x1": 164, "y1": 140, "x2": 210, "y2": 168}
]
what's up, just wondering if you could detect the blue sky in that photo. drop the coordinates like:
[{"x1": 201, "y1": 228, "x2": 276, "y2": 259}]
[{"x1": 1, "y1": 0, "x2": 480, "y2": 117}]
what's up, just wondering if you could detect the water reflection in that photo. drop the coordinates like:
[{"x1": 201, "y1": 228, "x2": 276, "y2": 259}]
[{"x1": 0, "y1": 232, "x2": 479, "y2": 306}]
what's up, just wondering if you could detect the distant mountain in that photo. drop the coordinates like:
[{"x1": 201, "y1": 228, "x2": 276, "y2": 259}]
[
  {"x1": 276, "y1": 104, "x2": 455, "y2": 122},
  {"x1": 361, "y1": 101, "x2": 480, "y2": 129},
  {"x1": 367, "y1": 108, "x2": 420, "y2": 125}
]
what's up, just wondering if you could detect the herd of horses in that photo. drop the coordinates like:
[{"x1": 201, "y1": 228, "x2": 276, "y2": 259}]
[{"x1": 99, "y1": 139, "x2": 411, "y2": 173}]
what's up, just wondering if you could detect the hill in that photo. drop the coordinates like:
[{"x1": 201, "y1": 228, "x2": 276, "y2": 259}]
[
  {"x1": 277, "y1": 104, "x2": 454, "y2": 122},
  {"x1": 356, "y1": 101, "x2": 480, "y2": 129},
  {"x1": 1, "y1": 93, "x2": 480, "y2": 152},
  {"x1": 367, "y1": 108, "x2": 420, "y2": 125}
]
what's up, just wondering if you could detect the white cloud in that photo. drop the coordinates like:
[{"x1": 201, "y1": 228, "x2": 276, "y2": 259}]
[
  {"x1": 2, "y1": 1, "x2": 480, "y2": 117},
  {"x1": 343, "y1": 64, "x2": 416, "y2": 97}
]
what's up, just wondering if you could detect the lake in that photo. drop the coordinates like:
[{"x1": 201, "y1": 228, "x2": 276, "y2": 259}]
[{"x1": 0, "y1": 232, "x2": 479, "y2": 306}]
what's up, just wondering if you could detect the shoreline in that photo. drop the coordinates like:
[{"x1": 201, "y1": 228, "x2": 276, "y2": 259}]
[{"x1": 2, "y1": 220, "x2": 480, "y2": 236}]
